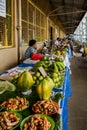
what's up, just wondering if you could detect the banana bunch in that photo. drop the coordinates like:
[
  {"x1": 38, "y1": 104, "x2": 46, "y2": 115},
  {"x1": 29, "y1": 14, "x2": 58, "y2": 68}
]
[
  {"x1": 55, "y1": 61, "x2": 65, "y2": 72},
  {"x1": 49, "y1": 62, "x2": 59, "y2": 73},
  {"x1": 49, "y1": 60, "x2": 65, "y2": 73},
  {"x1": 33, "y1": 56, "x2": 50, "y2": 72},
  {"x1": 55, "y1": 57, "x2": 63, "y2": 62},
  {"x1": 33, "y1": 61, "x2": 45, "y2": 72}
]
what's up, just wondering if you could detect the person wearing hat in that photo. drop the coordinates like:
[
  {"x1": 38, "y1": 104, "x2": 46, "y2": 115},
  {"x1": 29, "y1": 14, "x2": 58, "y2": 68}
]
[{"x1": 25, "y1": 39, "x2": 37, "y2": 59}]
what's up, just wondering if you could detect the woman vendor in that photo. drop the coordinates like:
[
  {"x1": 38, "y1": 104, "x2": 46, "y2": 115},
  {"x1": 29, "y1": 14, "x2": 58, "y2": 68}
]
[{"x1": 25, "y1": 39, "x2": 37, "y2": 59}]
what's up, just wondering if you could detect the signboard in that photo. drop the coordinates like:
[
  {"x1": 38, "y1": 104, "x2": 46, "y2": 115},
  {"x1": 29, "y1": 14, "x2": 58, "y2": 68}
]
[
  {"x1": 0, "y1": 0, "x2": 6, "y2": 17},
  {"x1": 38, "y1": 67, "x2": 47, "y2": 77}
]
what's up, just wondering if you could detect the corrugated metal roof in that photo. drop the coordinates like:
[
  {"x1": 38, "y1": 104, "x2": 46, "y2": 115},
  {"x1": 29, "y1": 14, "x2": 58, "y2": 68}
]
[{"x1": 49, "y1": 0, "x2": 87, "y2": 34}]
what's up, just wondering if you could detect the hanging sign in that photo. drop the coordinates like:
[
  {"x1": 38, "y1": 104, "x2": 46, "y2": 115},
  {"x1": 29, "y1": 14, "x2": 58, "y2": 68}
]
[
  {"x1": 38, "y1": 67, "x2": 47, "y2": 77},
  {"x1": 0, "y1": 0, "x2": 6, "y2": 17}
]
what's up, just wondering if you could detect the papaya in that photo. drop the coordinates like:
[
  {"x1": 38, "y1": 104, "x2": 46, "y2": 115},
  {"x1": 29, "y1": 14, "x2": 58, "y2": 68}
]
[
  {"x1": 45, "y1": 76, "x2": 54, "y2": 88},
  {"x1": 17, "y1": 71, "x2": 34, "y2": 92},
  {"x1": 36, "y1": 76, "x2": 53, "y2": 100}
]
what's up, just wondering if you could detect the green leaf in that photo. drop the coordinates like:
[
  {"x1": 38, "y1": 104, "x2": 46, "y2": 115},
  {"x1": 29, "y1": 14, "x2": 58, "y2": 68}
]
[
  {"x1": 54, "y1": 114, "x2": 63, "y2": 130},
  {"x1": 51, "y1": 93, "x2": 64, "y2": 103}
]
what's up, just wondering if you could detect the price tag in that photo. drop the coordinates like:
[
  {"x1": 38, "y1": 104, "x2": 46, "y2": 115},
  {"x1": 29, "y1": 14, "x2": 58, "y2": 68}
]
[{"x1": 38, "y1": 67, "x2": 47, "y2": 77}]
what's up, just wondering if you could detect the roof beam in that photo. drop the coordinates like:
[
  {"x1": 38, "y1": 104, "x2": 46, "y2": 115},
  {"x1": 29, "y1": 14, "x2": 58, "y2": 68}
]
[
  {"x1": 64, "y1": 26, "x2": 77, "y2": 29},
  {"x1": 48, "y1": 6, "x2": 64, "y2": 15},
  {"x1": 62, "y1": 21, "x2": 80, "y2": 25},
  {"x1": 49, "y1": 10, "x2": 86, "y2": 16}
]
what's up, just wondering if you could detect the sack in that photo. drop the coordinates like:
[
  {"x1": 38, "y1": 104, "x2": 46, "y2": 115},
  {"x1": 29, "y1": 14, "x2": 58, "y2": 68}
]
[
  {"x1": 79, "y1": 47, "x2": 84, "y2": 53},
  {"x1": 31, "y1": 54, "x2": 43, "y2": 60}
]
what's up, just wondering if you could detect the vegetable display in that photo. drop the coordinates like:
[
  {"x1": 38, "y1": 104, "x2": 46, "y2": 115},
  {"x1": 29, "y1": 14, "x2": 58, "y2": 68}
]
[{"x1": 0, "y1": 44, "x2": 69, "y2": 130}]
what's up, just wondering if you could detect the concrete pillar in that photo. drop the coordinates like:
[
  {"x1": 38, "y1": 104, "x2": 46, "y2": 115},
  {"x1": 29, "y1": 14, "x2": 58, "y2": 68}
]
[
  {"x1": 85, "y1": 17, "x2": 87, "y2": 39},
  {"x1": 46, "y1": 17, "x2": 48, "y2": 40},
  {"x1": 16, "y1": 0, "x2": 22, "y2": 64}
]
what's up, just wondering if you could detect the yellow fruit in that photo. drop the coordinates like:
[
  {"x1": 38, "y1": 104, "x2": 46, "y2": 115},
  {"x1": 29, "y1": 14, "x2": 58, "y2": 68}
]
[
  {"x1": 56, "y1": 51, "x2": 61, "y2": 56},
  {"x1": 36, "y1": 77, "x2": 53, "y2": 100},
  {"x1": 17, "y1": 71, "x2": 34, "y2": 92},
  {"x1": 39, "y1": 76, "x2": 43, "y2": 81},
  {"x1": 13, "y1": 74, "x2": 19, "y2": 79}
]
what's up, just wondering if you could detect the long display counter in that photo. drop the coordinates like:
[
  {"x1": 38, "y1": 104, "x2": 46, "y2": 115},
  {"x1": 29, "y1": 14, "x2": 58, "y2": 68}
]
[{"x1": 0, "y1": 48, "x2": 72, "y2": 130}]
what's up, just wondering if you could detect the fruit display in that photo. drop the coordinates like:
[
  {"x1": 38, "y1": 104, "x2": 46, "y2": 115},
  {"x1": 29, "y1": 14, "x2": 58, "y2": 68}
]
[
  {"x1": 17, "y1": 71, "x2": 34, "y2": 92},
  {"x1": 0, "y1": 111, "x2": 21, "y2": 130},
  {"x1": 1, "y1": 96, "x2": 29, "y2": 111},
  {"x1": 0, "y1": 81, "x2": 16, "y2": 94},
  {"x1": 49, "y1": 58, "x2": 65, "y2": 73},
  {"x1": 49, "y1": 72, "x2": 63, "y2": 88},
  {"x1": 33, "y1": 71, "x2": 44, "y2": 85},
  {"x1": 32, "y1": 100, "x2": 60, "y2": 115},
  {"x1": 33, "y1": 56, "x2": 50, "y2": 72},
  {"x1": 36, "y1": 76, "x2": 54, "y2": 100},
  {"x1": 0, "y1": 42, "x2": 70, "y2": 130}
]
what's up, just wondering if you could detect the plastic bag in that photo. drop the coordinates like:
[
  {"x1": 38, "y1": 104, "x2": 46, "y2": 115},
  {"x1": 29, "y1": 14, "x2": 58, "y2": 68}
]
[
  {"x1": 79, "y1": 47, "x2": 84, "y2": 53},
  {"x1": 31, "y1": 53, "x2": 43, "y2": 60}
]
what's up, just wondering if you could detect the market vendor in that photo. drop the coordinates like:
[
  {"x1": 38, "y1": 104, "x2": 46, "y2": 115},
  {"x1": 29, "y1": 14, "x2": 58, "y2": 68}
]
[
  {"x1": 55, "y1": 37, "x2": 60, "y2": 47},
  {"x1": 25, "y1": 39, "x2": 37, "y2": 59},
  {"x1": 25, "y1": 39, "x2": 43, "y2": 60}
]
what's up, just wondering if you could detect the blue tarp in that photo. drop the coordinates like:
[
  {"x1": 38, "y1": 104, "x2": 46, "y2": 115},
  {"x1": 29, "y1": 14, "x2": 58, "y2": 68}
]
[
  {"x1": 18, "y1": 63, "x2": 34, "y2": 68},
  {"x1": 68, "y1": 47, "x2": 72, "y2": 60},
  {"x1": 62, "y1": 67, "x2": 72, "y2": 130}
]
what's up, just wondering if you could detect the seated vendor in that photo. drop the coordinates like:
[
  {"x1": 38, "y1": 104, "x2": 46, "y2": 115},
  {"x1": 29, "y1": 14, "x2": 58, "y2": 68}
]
[
  {"x1": 25, "y1": 39, "x2": 37, "y2": 59},
  {"x1": 41, "y1": 43, "x2": 48, "y2": 55}
]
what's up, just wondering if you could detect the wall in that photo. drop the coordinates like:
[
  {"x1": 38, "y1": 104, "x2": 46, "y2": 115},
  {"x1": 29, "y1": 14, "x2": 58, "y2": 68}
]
[{"x1": 0, "y1": 47, "x2": 17, "y2": 73}]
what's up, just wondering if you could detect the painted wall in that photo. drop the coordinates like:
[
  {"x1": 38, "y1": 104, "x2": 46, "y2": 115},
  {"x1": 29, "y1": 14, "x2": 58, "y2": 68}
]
[{"x1": 0, "y1": 47, "x2": 17, "y2": 73}]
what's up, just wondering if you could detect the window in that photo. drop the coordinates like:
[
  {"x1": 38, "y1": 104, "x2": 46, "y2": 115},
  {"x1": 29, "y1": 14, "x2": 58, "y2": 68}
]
[
  {"x1": 0, "y1": 0, "x2": 13, "y2": 48},
  {"x1": 21, "y1": 0, "x2": 46, "y2": 44}
]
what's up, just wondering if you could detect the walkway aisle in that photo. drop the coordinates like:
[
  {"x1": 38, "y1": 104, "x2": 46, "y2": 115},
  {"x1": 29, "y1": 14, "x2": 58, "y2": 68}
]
[{"x1": 68, "y1": 55, "x2": 87, "y2": 130}]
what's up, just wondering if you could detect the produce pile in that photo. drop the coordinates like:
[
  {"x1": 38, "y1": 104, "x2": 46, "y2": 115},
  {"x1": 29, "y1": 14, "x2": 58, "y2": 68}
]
[
  {"x1": 0, "y1": 44, "x2": 69, "y2": 130},
  {"x1": 1, "y1": 96, "x2": 29, "y2": 111},
  {"x1": 32, "y1": 100, "x2": 59, "y2": 115},
  {"x1": 23, "y1": 115, "x2": 51, "y2": 130},
  {"x1": 0, "y1": 111, "x2": 22, "y2": 130}
]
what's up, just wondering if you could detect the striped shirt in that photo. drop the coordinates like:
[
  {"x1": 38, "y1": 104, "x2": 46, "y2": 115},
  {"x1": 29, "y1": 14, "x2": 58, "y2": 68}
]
[{"x1": 25, "y1": 47, "x2": 36, "y2": 59}]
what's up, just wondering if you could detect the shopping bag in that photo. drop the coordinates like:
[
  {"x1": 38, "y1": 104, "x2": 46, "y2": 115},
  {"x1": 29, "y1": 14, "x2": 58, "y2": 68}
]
[{"x1": 31, "y1": 53, "x2": 43, "y2": 60}]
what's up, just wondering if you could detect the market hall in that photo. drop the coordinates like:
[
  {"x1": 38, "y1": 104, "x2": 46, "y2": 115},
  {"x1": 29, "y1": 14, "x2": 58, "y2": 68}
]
[{"x1": 0, "y1": 0, "x2": 87, "y2": 130}]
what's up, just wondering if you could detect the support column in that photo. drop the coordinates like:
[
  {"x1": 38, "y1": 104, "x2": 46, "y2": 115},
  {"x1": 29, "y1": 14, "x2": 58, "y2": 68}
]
[
  {"x1": 16, "y1": 0, "x2": 22, "y2": 64},
  {"x1": 46, "y1": 17, "x2": 48, "y2": 40},
  {"x1": 85, "y1": 17, "x2": 87, "y2": 40}
]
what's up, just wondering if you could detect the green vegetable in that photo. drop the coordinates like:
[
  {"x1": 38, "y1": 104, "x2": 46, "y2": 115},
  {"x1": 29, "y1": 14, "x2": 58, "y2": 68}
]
[
  {"x1": 52, "y1": 93, "x2": 64, "y2": 102},
  {"x1": 54, "y1": 114, "x2": 63, "y2": 130},
  {"x1": 0, "y1": 81, "x2": 16, "y2": 94}
]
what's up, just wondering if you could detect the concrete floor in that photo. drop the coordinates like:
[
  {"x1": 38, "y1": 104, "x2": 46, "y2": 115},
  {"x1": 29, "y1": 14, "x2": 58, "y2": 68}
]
[{"x1": 68, "y1": 54, "x2": 87, "y2": 130}]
